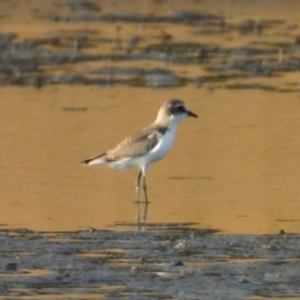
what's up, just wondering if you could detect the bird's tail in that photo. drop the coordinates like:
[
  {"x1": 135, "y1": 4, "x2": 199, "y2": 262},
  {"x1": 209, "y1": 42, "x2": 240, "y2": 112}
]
[{"x1": 81, "y1": 152, "x2": 106, "y2": 165}]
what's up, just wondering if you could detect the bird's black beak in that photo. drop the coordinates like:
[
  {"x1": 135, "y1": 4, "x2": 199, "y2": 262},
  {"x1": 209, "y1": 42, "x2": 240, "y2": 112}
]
[{"x1": 187, "y1": 110, "x2": 198, "y2": 118}]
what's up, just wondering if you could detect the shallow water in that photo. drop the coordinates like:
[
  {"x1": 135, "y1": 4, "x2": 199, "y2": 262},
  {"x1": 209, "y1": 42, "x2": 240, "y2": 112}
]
[{"x1": 1, "y1": 0, "x2": 300, "y2": 234}]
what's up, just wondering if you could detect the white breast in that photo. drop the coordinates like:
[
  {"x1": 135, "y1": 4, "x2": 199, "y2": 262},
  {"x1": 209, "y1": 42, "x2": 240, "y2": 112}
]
[{"x1": 145, "y1": 126, "x2": 177, "y2": 165}]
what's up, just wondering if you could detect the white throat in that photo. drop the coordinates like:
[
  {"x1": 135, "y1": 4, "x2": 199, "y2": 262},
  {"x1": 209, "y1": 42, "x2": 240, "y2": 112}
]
[{"x1": 169, "y1": 113, "x2": 188, "y2": 125}]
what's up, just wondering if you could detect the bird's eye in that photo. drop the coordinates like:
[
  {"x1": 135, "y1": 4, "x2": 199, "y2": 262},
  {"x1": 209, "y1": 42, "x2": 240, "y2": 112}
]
[
  {"x1": 176, "y1": 106, "x2": 186, "y2": 113},
  {"x1": 169, "y1": 104, "x2": 187, "y2": 115}
]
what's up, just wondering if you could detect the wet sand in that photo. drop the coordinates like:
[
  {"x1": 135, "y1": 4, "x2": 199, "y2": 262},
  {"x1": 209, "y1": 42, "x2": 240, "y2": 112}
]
[{"x1": 0, "y1": 228, "x2": 300, "y2": 299}]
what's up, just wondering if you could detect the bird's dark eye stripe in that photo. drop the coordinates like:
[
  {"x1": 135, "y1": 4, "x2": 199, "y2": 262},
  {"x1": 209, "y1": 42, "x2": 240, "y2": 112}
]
[{"x1": 169, "y1": 105, "x2": 186, "y2": 114}]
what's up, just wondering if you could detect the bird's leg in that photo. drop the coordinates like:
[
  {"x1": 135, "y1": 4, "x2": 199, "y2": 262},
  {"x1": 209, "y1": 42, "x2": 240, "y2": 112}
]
[
  {"x1": 135, "y1": 170, "x2": 142, "y2": 227},
  {"x1": 142, "y1": 174, "x2": 149, "y2": 224},
  {"x1": 135, "y1": 170, "x2": 142, "y2": 203},
  {"x1": 142, "y1": 175, "x2": 149, "y2": 204}
]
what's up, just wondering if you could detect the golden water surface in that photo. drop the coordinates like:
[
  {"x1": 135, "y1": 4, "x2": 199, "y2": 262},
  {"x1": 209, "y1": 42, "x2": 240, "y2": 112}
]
[{"x1": 1, "y1": 0, "x2": 300, "y2": 234}]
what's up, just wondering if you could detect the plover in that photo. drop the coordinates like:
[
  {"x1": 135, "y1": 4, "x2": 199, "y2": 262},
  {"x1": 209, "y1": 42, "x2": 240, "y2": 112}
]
[{"x1": 81, "y1": 99, "x2": 198, "y2": 222}]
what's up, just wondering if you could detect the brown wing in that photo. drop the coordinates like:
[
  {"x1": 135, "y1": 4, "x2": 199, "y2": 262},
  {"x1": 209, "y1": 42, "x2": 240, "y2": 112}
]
[{"x1": 105, "y1": 125, "x2": 165, "y2": 161}]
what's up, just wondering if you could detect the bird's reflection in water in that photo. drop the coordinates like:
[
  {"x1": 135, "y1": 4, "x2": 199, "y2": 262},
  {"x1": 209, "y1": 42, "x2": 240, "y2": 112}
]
[{"x1": 135, "y1": 199, "x2": 149, "y2": 231}]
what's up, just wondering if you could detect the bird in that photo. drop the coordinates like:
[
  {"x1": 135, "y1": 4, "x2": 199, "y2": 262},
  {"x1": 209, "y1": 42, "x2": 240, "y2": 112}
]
[{"x1": 81, "y1": 99, "x2": 198, "y2": 223}]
